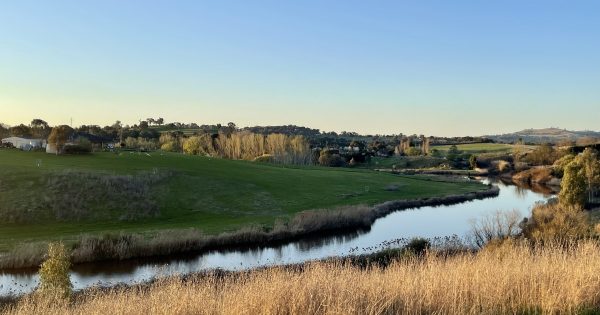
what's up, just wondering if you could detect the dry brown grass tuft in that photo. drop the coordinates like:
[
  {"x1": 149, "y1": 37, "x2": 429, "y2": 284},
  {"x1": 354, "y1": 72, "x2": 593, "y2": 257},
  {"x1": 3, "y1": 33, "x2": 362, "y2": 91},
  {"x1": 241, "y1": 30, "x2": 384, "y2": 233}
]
[{"x1": 3, "y1": 240, "x2": 600, "y2": 315}]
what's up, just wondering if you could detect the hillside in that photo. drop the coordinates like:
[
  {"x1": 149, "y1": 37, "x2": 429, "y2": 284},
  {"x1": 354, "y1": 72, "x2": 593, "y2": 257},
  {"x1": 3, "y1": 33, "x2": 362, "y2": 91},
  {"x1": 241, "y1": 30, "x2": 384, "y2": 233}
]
[
  {"x1": 486, "y1": 128, "x2": 600, "y2": 144},
  {"x1": 0, "y1": 149, "x2": 486, "y2": 250}
]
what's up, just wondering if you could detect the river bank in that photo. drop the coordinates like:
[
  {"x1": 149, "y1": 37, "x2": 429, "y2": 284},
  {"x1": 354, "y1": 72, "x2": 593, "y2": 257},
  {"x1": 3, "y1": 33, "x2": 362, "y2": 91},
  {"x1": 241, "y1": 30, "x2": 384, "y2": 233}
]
[
  {"x1": 1, "y1": 180, "x2": 549, "y2": 297},
  {"x1": 0, "y1": 184, "x2": 498, "y2": 271}
]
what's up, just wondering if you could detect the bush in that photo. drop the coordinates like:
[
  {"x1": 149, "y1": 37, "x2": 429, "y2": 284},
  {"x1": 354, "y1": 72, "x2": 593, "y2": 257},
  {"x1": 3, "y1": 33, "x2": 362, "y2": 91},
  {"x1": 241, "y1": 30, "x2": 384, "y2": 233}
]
[
  {"x1": 37, "y1": 242, "x2": 72, "y2": 299},
  {"x1": 404, "y1": 237, "x2": 431, "y2": 254},
  {"x1": 404, "y1": 147, "x2": 421, "y2": 156},
  {"x1": 524, "y1": 144, "x2": 562, "y2": 166},
  {"x1": 183, "y1": 136, "x2": 202, "y2": 155},
  {"x1": 318, "y1": 150, "x2": 345, "y2": 167},
  {"x1": 62, "y1": 138, "x2": 92, "y2": 154},
  {"x1": 161, "y1": 141, "x2": 179, "y2": 152},
  {"x1": 520, "y1": 203, "x2": 591, "y2": 242},
  {"x1": 469, "y1": 155, "x2": 477, "y2": 169},
  {"x1": 470, "y1": 209, "x2": 522, "y2": 248}
]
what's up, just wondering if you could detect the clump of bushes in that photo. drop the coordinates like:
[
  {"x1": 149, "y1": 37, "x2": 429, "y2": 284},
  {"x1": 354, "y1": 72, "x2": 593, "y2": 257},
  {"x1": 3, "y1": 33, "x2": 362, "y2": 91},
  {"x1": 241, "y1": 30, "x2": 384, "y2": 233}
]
[
  {"x1": 62, "y1": 138, "x2": 92, "y2": 154},
  {"x1": 318, "y1": 149, "x2": 345, "y2": 167},
  {"x1": 124, "y1": 137, "x2": 158, "y2": 151},
  {"x1": 520, "y1": 202, "x2": 591, "y2": 242},
  {"x1": 523, "y1": 144, "x2": 565, "y2": 166}
]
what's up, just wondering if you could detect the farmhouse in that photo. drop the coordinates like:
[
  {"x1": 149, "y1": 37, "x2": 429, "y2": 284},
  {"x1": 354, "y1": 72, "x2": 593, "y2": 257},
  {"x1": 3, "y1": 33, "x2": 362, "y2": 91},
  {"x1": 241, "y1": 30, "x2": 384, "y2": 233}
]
[{"x1": 1, "y1": 137, "x2": 46, "y2": 150}]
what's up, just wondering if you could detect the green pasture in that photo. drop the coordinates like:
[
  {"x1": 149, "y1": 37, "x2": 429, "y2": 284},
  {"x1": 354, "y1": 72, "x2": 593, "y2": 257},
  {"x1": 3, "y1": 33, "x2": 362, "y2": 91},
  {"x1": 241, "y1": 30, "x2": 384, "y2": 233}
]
[{"x1": 0, "y1": 149, "x2": 486, "y2": 250}]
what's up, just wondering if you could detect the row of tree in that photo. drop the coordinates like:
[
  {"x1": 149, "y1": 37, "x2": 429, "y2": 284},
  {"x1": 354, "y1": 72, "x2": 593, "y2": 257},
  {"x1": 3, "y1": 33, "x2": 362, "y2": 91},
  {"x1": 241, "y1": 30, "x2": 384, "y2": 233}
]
[{"x1": 180, "y1": 132, "x2": 313, "y2": 165}]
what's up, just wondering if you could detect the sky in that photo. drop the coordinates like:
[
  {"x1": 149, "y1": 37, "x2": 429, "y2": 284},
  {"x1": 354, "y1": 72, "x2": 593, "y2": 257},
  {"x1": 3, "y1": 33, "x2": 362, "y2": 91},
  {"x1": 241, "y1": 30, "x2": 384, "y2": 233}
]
[{"x1": 1, "y1": 1, "x2": 599, "y2": 136}]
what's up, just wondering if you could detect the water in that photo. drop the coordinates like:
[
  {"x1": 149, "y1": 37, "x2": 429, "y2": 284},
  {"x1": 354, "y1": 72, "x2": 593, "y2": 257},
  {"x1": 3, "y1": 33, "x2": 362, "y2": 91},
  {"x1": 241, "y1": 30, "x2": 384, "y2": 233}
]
[{"x1": 0, "y1": 179, "x2": 550, "y2": 297}]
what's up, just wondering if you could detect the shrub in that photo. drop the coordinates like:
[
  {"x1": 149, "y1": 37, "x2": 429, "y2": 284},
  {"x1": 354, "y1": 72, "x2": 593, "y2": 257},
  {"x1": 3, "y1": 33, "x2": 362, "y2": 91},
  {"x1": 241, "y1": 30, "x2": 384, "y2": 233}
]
[
  {"x1": 183, "y1": 136, "x2": 202, "y2": 155},
  {"x1": 404, "y1": 237, "x2": 431, "y2": 254},
  {"x1": 160, "y1": 141, "x2": 179, "y2": 152},
  {"x1": 62, "y1": 138, "x2": 92, "y2": 154},
  {"x1": 470, "y1": 209, "x2": 522, "y2": 248},
  {"x1": 469, "y1": 155, "x2": 477, "y2": 169},
  {"x1": 404, "y1": 147, "x2": 421, "y2": 156},
  {"x1": 37, "y1": 242, "x2": 72, "y2": 299},
  {"x1": 520, "y1": 203, "x2": 591, "y2": 242},
  {"x1": 497, "y1": 160, "x2": 512, "y2": 173},
  {"x1": 318, "y1": 150, "x2": 344, "y2": 167},
  {"x1": 524, "y1": 144, "x2": 562, "y2": 166}
]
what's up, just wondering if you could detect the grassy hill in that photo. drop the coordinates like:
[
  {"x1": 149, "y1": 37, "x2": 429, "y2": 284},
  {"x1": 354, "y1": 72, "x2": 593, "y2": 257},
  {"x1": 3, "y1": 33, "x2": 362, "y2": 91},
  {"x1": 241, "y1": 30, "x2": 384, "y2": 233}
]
[
  {"x1": 0, "y1": 149, "x2": 486, "y2": 250},
  {"x1": 486, "y1": 128, "x2": 600, "y2": 144}
]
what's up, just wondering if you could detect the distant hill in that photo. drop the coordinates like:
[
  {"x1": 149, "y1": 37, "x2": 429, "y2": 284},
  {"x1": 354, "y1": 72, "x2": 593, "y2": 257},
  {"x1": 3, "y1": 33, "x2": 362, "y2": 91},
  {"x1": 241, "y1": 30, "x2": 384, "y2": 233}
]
[{"x1": 485, "y1": 128, "x2": 600, "y2": 144}]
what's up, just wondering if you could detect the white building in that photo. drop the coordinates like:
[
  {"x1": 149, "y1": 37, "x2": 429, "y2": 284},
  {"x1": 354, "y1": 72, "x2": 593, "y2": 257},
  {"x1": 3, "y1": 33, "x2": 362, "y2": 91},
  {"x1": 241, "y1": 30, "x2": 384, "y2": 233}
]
[{"x1": 1, "y1": 137, "x2": 46, "y2": 150}]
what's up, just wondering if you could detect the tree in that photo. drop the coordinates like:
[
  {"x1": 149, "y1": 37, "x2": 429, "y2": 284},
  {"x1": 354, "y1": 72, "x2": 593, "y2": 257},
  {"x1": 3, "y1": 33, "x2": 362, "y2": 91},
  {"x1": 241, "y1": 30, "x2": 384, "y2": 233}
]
[
  {"x1": 559, "y1": 158, "x2": 587, "y2": 207},
  {"x1": 559, "y1": 149, "x2": 600, "y2": 207},
  {"x1": 30, "y1": 119, "x2": 50, "y2": 138},
  {"x1": 146, "y1": 118, "x2": 155, "y2": 126},
  {"x1": 30, "y1": 118, "x2": 48, "y2": 129},
  {"x1": 0, "y1": 123, "x2": 8, "y2": 139},
  {"x1": 38, "y1": 242, "x2": 72, "y2": 299},
  {"x1": 446, "y1": 145, "x2": 462, "y2": 167},
  {"x1": 156, "y1": 117, "x2": 164, "y2": 126},
  {"x1": 580, "y1": 148, "x2": 600, "y2": 204},
  {"x1": 48, "y1": 125, "x2": 74, "y2": 154},
  {"x1": 9, "y1": 124, "x2": 32, "y2": 137},
  {"x1": 139, "y1": 121, "x2": 149, "y2": 129}
]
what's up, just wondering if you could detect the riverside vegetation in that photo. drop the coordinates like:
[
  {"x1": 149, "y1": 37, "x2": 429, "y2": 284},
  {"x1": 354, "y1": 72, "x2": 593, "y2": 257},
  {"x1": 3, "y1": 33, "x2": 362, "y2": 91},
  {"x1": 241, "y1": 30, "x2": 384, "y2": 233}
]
[
  {"x1": 0, "y1": 149, "x2": 488, "y2": 267},
  {"x1": 0, "y1": 187, "x2": 498, "y2": 269},
  {"x1": 4, "y1": 148, "x2": 599, "y2": 314},
  {"x1": 2, "y1": 239, "x2": 599, "y2": 314}
]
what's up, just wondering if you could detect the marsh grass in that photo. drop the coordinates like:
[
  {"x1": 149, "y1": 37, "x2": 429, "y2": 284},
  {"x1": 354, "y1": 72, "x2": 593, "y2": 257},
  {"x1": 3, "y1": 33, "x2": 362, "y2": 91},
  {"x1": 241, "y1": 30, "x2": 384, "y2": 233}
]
[
  {"x1": 0, "y1": 170, "x2": 172, "y2": 223},
  {"x1": 3, "y1": 240, "x2": 599, "y2": 315}
]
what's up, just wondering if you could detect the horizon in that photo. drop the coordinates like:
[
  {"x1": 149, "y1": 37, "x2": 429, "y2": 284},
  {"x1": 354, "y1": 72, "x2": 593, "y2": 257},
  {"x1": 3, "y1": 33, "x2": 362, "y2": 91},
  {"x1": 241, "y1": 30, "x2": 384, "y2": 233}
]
[
  {"x1": 2, "y1": 1, "x2": 599, "y2": 136},
  {"x1": 1, "y1": 119, "x2": 599, "y2": 138}
]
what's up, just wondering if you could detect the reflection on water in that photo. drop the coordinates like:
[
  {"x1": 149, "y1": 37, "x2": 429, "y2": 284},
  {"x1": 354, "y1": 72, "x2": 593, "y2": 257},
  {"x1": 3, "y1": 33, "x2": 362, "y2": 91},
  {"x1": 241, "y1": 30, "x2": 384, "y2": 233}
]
[{"x1": 0, "y1": 179, "x2": 550, "y2": 297}]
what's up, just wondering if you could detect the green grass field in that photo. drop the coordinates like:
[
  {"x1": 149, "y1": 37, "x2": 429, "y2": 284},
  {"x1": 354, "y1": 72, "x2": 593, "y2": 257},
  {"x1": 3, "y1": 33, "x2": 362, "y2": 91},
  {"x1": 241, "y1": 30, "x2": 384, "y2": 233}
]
[
  {"x1": 362, "y1": 156, "x2": 447, "y2": 169},
  {"x1": 0, "y1": 149, "x2": 486, "y2": 251},
  {"x1": 432, "y1": 143, "x2": 516, "y2": 154}
]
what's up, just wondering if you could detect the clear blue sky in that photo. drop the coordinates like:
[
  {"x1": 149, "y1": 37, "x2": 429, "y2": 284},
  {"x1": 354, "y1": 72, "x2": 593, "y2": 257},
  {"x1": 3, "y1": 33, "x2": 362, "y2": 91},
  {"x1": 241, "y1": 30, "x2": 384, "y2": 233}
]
[{"x1": 1, "y1": 0, "x2": 599, "y2": 136}]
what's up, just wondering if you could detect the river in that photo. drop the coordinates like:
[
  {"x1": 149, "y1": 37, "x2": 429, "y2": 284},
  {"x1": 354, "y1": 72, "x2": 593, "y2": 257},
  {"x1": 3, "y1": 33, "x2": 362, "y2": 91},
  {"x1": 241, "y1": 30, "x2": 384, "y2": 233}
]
[{"x1": 0, "y1": 179, "x2": 551, "y2": 297}]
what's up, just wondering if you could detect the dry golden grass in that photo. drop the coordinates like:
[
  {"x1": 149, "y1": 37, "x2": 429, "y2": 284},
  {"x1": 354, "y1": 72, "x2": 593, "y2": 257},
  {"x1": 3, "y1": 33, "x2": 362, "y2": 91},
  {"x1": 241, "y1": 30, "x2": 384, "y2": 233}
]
[{"x1": 4, "y1": 241, "x2": 600, "y2": 315}]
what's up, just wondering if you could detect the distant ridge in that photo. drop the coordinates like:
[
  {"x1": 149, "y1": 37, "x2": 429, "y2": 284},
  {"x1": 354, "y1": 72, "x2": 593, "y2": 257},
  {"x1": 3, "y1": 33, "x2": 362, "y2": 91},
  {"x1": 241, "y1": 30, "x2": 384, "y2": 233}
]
[{"x1": 485, "y1": 128, "x2": 600, "y2": 144}]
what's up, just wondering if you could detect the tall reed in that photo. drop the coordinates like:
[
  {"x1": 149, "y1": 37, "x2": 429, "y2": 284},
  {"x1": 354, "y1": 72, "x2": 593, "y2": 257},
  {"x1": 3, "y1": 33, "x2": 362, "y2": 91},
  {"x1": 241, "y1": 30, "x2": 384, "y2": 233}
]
[{"x1": 4, "y1": 240, "x2": 599, "y2": 314}]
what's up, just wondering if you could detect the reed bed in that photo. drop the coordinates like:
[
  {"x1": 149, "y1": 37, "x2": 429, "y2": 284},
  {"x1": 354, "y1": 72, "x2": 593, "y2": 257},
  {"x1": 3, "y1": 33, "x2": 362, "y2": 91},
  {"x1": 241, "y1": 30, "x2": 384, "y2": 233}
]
[{"x1": 4, "y1": 240, "x2": 600, "y2": 314}]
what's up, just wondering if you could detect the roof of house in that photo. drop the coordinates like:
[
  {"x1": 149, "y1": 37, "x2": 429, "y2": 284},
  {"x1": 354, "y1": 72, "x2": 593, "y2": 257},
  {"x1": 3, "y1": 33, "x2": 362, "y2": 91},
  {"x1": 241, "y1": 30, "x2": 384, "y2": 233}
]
[{"x1": 75, "y1": 132, "x2": 115, "y2": 143}]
